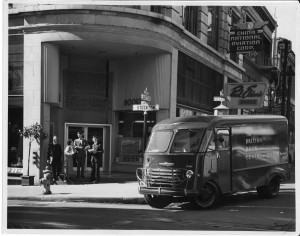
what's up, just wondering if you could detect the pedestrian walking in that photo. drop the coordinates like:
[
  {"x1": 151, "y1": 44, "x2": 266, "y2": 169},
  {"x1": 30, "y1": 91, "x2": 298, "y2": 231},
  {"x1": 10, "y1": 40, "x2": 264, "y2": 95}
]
[
  {"x1": 47, "y1": 135, "x2": 62, "y2": 182},
  {"x1": 88, "y1": 136, "x2": 104, "y2": 183},
  {"x1": 64, "y1": 139, "x2": 75, "y2": 183},
  {"x1": 74, "y1": 131, "x2": 89, "y2": 178}
]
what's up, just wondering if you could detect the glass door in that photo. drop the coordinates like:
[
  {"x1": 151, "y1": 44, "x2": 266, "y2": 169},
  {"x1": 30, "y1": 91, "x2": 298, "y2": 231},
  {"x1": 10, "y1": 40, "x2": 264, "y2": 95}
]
[{"x1": 65, "y1": 124, "x2": 104, "y2": 174}]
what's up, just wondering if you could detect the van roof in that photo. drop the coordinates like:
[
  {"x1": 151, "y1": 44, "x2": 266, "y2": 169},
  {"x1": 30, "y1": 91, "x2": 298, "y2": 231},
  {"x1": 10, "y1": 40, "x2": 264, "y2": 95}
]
[{"x1": 152, "y1": 115, "x2": 287, "y2": 131}]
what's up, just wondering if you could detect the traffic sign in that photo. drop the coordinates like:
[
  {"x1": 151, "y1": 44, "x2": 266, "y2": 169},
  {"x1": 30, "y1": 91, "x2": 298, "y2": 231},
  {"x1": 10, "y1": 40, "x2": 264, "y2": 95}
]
[
  {"x1": 141, "y1": 101, "x2": 149, "y2": 105},
  {"x1": 214, "y1": 96, "x2": 225, "y2": 102},
  {"x1": 133, "y1": 104, "x2": 159, "y2": 111},
  {"x1": 141, "y1": 93, "x2": 151, "y2": 102}
]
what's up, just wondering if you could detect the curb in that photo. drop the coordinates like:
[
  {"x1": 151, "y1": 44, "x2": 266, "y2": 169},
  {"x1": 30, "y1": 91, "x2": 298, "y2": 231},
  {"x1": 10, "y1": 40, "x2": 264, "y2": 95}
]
[{"x1": 8, "y1": 196, "x2": 146, "y2": 204}]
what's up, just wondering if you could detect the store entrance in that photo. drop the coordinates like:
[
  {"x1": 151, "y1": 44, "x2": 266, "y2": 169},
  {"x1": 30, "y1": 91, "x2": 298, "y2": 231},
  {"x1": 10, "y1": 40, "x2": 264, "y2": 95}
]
[{"x1": 65, "y1": 123, "x2": 111, "y2": 175}]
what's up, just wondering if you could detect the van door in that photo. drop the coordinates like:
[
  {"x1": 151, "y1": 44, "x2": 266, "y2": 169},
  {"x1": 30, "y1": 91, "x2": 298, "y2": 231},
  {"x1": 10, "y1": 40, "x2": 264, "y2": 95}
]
[{"x1": 216, "y1": 129, "x2": 231, "y2": 193}]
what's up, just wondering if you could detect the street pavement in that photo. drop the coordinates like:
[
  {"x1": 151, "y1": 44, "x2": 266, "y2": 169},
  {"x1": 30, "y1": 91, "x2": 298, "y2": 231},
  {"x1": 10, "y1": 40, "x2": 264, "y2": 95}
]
[{"x1": 6, "y1": 170, "x2": 295, "y2": 205}]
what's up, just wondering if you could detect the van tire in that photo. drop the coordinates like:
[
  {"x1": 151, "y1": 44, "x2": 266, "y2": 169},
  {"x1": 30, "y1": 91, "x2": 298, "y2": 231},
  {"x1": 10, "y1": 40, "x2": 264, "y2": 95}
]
[
  {"x1": 257, "y1": 177, "x2": 280, "y2": 199},
  {"x1": 192, "y1": 182, "x2": 219, "y2": 209},
  {"x1": 144, "y1": 194, "x2": 173, "y2": 209}
]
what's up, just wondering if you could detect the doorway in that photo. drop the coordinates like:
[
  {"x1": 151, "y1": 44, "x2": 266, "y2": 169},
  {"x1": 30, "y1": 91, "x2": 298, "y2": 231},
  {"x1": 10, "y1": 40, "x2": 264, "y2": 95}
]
[{"x1": 65, "y1": 123, "x2": 112, "y2": 176}]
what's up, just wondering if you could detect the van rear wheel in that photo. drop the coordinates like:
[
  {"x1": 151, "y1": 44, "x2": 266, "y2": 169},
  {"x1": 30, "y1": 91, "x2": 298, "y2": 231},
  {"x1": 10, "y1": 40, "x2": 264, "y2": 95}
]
[
  {"x1": 144, "y1": 194, "x2": 173, "y2": 209},
  {"x1": 257, "y1": 177, "x2": 280, "y2": 199},
  {"x1": 192, "y1": 182, "x2": 219, "y2": 209}
]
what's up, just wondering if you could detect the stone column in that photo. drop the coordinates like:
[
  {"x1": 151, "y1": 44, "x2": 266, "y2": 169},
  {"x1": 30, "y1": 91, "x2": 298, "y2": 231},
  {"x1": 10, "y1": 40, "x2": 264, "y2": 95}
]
[
  {"x1": 197, "y1": 6, "x2": 209, "y2": 43},
  {"x1": 23, "y1": 34, "x2": 43, "y2": 182},
  {"x1": 169, "y1": 48, "x2": 178, "y2": 119}
]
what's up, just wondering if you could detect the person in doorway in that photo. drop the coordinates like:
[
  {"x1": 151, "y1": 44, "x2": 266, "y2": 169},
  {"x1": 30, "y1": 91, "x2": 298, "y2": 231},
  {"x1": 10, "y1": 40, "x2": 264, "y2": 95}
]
[
  {"x1": 88, "y1": 136, "x2": 104, "y2": 183},
  {"x1": 47, "y1": 135, "x2": 63, "y2": 182},
  {"x1": 64, "y1": 139, "x2": 75, "y2": 183},
  {"x1": 74, "y1": 131, "x2": 89, "y2": 178}
]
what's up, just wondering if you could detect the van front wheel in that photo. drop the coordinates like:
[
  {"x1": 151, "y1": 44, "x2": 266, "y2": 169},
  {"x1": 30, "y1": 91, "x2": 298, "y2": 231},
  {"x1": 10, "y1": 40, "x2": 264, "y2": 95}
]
[
  {"x1": 144, "y1": 194, "x2": 173, "y2": 209},
  {"x1": 192, "y1": 182, "x2": 219, "y2": 209}
]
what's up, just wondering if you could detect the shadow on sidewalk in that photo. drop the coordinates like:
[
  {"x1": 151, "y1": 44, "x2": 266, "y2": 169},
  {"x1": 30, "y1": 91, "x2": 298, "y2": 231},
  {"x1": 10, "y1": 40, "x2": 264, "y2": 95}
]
[{"x1": 55, "y1": 172, "x2": 138, "y2": 185}]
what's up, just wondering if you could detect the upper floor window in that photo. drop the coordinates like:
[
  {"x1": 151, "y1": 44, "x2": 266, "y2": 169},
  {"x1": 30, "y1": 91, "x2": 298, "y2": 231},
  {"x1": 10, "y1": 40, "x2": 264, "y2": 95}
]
[
  {"x1": 150, "y1": 5, "x2": 163, "y2": 14},
  {"x1": 229, "y1": 9, "x2": 240, "y2": 62},
  {"x1": 207, "y1": 7, "x2": 218, "y2": 50},
  {"x1": 184, "y1": 6, "x2": 198, "y2": 36}
]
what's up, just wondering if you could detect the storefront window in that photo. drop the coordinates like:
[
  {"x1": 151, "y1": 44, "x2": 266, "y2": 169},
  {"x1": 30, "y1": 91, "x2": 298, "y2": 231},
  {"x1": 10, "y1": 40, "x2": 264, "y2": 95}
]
[
  {"x1": 116, "y1": 111, "x2": 156, "y2": 163},
  {"x1": 9, "y1": 35, "x2": 24, "y2": 96},
  {"x1": 177, "y1": 51, "x2": 223, "y2": 113},
  {"x1": 8, "y1": 108, "x2": 23, "y2": 167}
]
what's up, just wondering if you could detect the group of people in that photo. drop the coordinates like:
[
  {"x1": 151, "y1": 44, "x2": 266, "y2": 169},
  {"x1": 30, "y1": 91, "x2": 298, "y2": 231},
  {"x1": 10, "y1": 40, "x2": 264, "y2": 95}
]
[{"x1": 47, "y1": 131, "x2": 103, "y2": 183}]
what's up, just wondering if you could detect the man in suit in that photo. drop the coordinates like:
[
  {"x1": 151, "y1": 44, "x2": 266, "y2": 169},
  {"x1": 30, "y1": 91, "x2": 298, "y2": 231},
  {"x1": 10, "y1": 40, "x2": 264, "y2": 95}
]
[
  {"x1": 88, "y1": 135, "x2": 103, "y2": 183},
  {"x1": 47, "y1": 135, "x2": 62, "y2": 181},
  {"x1": 74, "y1": 131, "x2": 89, "y2": 178}
]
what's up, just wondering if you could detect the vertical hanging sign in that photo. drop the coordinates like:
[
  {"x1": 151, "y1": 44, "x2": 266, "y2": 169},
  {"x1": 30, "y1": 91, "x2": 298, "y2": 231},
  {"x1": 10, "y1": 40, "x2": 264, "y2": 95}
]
[{"x1": 229, "y1": 21, "x2": 268, "y2": 56}]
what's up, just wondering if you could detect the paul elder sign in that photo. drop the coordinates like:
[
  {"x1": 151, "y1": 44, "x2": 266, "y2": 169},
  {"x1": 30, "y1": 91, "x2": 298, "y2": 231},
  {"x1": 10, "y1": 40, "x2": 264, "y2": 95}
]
[{"x1": 226, "y1": 83, "x2": 268, "y2": 109}]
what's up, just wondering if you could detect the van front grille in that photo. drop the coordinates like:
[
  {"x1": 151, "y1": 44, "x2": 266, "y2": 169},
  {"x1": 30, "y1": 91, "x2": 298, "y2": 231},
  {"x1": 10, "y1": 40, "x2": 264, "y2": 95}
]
[{"x1": 136, "y1": 167, "x2": 188, "y2": 188}]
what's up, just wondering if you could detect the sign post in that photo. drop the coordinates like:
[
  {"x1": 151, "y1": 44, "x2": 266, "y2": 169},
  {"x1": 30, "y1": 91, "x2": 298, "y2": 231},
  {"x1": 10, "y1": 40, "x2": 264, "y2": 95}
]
[
  {"x1": 213, "y1": 90, "x2": 230, "y2": 115},
  {"x1": 133, "y1": 88, "x2": 159, "y2": 151}
]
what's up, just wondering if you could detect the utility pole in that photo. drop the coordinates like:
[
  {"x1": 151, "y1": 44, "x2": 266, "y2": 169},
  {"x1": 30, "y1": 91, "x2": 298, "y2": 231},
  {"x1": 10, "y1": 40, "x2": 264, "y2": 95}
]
[{"x1": 278, "y1": 39, "x2": 290, "y2": 117}]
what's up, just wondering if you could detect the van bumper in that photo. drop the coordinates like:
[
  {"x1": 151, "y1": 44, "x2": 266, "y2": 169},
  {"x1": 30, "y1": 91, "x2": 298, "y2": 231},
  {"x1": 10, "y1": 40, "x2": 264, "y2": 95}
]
[{"x1": 138, "y1": 186, "x2": 196, "y2": 197}]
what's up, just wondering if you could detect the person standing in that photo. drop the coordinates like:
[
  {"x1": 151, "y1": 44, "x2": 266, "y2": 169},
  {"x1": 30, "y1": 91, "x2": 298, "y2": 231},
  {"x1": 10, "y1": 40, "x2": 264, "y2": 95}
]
[
  {"x1": 47, "y1": 135, "x2": 62, "y2": 181},
  {"x1": 74, "y1": 131, "x2": 89, "y2": 178},
  {"x1": 64, "y1": 139, "x2": 75, "y2": 183},
  {"x1": 88, "y1": 136, "x2": 104, "y2": 183}
]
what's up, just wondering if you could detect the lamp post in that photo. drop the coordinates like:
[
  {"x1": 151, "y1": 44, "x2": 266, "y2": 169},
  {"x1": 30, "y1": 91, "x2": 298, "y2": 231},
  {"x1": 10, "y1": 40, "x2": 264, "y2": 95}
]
[{"x1": 132, "y1": 88, "x2": 159, "y2": 152}]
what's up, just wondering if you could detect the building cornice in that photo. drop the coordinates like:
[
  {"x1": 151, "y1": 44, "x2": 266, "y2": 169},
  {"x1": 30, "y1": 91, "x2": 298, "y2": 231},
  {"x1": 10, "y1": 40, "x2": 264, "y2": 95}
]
[{"x1": 9, "y1": 6, "x2": 245, "y2": 78}]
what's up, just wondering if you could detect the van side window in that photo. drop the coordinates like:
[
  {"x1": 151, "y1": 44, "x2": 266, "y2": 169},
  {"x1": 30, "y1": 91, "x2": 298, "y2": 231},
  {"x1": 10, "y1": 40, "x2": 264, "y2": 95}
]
[{"x1": 216, "y1": 129, "x2": 229, "y2": 151}]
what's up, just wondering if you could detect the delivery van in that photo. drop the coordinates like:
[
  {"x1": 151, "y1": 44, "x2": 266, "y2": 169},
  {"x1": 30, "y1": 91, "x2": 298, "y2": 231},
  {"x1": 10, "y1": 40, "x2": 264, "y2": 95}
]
[{"x1": 136, "y1": 115, "x2": 290, "y2": 209}]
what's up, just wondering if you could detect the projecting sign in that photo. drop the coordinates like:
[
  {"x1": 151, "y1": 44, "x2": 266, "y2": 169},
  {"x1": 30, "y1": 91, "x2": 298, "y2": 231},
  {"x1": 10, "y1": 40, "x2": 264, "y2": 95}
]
[
  {"x1": 230, "y1": 29, "x2": 263, "y2": 53},
  {"x1": 229, "y1": 21, "x2": 267, "y2": 54},
  {"x1": 225, "y1": 83, "x2": 268, "y2": 109},
  {"x1": 133, "y1": 104, "x2": 159, "y2": 111}
]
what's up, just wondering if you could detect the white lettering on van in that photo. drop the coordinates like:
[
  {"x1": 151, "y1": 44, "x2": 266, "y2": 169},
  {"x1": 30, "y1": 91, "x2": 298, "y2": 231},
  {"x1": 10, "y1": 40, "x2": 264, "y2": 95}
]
[
  {"x1": 246, "y1": 138, "x2": 263, "y2": 145},
  {"x1": 246, "y1": 152, "x2": 273, "y2": 160},
  {"x1": 245, "y1": 146, "x2": 257, "y2": 152}
]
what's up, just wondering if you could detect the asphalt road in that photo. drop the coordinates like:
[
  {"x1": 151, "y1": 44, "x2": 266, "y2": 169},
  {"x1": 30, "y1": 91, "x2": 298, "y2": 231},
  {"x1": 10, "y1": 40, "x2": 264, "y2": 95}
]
[{"x1": 6, "y1": 189, "x2": 295, "y2": 232}]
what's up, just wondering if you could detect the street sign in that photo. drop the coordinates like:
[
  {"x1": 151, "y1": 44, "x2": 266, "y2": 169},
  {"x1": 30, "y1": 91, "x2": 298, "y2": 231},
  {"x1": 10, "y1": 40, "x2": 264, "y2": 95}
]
[
  {"x1": 141, "y1": 101, "x2": 149, "y2": 105},
  {"x1": 214, "y1": 96, "x2": 225, "y2": 102},
  {"x1": 133, "y1": 104, "x2": 159, "y2": 111},
  {"x1": 141, "y1": 94, "x2": 151, "y2": 102}
]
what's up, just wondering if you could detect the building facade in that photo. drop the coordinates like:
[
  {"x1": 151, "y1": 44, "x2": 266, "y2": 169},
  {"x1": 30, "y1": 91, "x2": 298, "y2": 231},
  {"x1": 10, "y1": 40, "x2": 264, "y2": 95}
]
[{"x1": 8, "y1": 4, "x2": 282, "y2": 183}]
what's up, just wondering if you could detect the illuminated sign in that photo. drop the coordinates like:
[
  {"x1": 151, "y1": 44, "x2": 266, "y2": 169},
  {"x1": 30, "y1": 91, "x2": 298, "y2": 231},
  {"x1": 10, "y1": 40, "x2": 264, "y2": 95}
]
[{"x1": 226, "y1": 83, "x2": 268, "y2": 109}]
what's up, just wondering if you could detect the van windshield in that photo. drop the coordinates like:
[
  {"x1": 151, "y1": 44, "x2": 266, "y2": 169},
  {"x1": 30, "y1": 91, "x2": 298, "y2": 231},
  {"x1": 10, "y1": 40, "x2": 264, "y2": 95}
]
[
  {"x1": 146, "y1": 131, "x2": 173, "y2": 153},
  {"x1": 170, "y1": 129, "x2": 205, "y2": 153}
]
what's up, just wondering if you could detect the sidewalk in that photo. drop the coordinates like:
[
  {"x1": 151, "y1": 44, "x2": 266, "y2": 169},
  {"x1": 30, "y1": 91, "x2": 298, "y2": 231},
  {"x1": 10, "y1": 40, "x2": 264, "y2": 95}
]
[
  {"x1": 7, "y1": 172, "x2": 146, "y2": 204},
  {"x1": 7, "y1": 171, "x2": 295, "y2": 205}
]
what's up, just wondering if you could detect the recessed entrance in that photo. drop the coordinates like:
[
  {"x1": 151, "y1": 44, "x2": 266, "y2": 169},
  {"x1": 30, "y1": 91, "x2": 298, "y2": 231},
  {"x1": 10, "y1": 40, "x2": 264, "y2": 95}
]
[{"x1": 65, "y1": 123, "x2": 112, "y2": 176}]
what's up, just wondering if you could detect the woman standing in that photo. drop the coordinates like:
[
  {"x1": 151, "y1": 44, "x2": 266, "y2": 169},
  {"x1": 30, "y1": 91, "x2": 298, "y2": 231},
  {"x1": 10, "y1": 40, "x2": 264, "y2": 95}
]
[{"x1": 64, "y1": 139, "x2": 75, "y2": 183}]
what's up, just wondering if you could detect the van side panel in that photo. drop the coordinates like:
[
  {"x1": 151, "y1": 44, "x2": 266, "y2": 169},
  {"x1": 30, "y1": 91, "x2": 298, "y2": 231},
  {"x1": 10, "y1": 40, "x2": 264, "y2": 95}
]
[{"x1": 231, "y1": 122, "x2": 288, "y2": 192}]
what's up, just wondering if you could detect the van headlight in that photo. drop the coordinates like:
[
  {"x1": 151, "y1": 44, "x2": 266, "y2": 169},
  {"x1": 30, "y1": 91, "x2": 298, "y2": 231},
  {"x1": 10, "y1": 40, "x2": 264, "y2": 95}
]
[{"x1": 185, "y1": 170, "x2": 194, "y2": 179}]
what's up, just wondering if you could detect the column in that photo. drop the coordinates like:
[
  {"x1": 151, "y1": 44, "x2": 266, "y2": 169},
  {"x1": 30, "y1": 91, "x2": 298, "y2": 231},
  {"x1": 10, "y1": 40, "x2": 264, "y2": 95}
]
[{"x1": 169, "y1": 48, "x2": 178, "y2": 118}]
